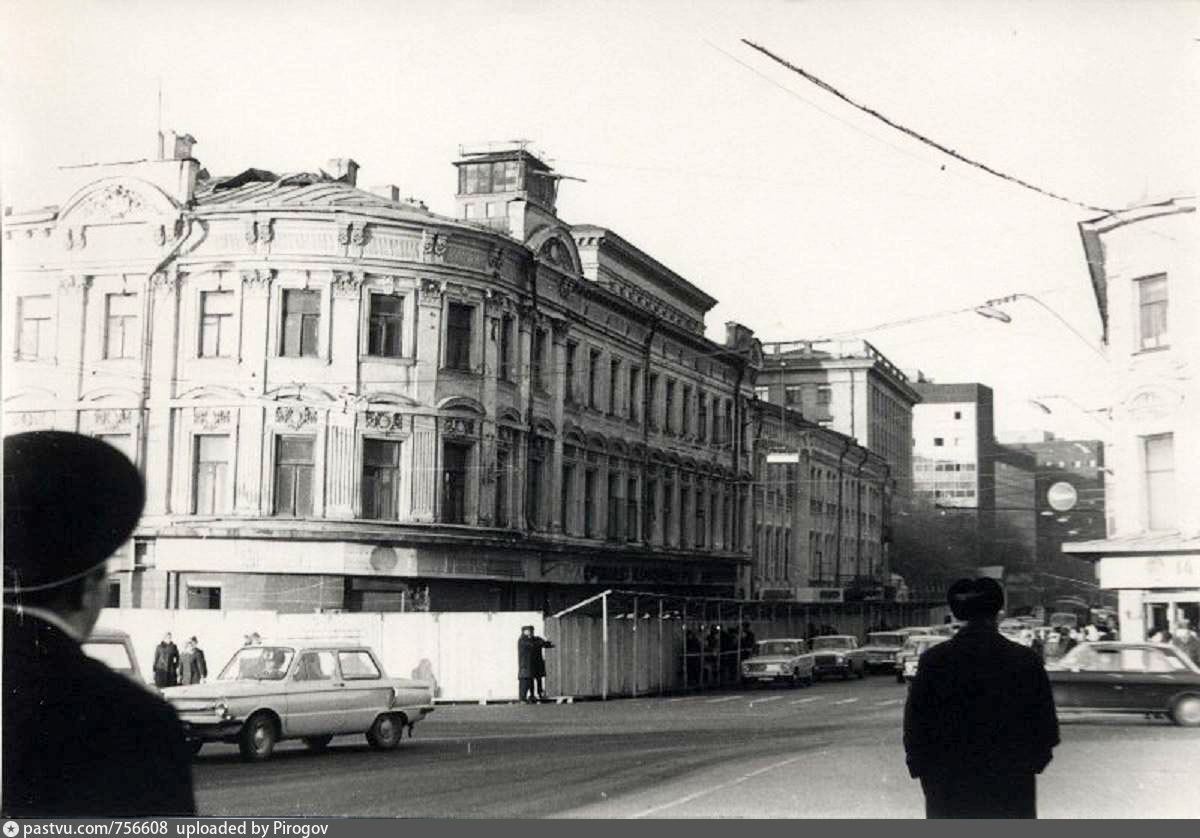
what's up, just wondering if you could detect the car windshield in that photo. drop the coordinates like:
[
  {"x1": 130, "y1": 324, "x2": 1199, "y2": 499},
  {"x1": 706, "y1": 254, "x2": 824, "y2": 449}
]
[
  {"x1": 757, "y1": 641, "x2": 801, "y2": 656},
  {"x1": 812, "y1": 637, "x2": 852, "y2": 651},
  {"x1": 218, "y1": 646, "x2": 295, "y2": 681},
  {"x1": 867, "y1": 633, "x2": 904, "y2": 647},
  {"x1": 83, "y1": 640, "x2": 135, "y2": 674}
]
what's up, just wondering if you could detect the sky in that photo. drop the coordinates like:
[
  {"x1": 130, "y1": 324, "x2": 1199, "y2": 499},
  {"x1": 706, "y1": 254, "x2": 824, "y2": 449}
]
[{"x1": 3, "y1": 0, "x2": 1197, "y2": 440}]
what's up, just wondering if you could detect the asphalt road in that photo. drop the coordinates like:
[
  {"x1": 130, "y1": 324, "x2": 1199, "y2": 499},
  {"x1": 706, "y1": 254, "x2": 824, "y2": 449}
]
[{"x1": 192, "y1": 675, "x2": 1200, "y2": 818}]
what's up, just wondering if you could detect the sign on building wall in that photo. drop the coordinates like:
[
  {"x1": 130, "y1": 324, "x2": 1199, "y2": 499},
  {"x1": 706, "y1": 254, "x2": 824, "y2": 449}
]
[{"x1": 1098, "y1": 555, "x2": 1200, "y2": 589}]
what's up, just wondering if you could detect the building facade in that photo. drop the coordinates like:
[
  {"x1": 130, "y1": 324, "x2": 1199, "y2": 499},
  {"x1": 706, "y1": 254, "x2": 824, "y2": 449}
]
[
  {"x1": 749, "y1": 402, "x2": 891, "y2": 603},
  {"x1": 756, "y1": 339, "x2": 917, "y2": 504},
  {"x1": 1066, "y1": 198, "x2": 1199, "y2": 640},
  {"x1": 2, "y1": 136, "x2": 761, "y2": 614}
]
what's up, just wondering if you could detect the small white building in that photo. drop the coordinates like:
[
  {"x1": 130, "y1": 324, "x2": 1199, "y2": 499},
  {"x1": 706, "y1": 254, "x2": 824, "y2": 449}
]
[{"x1": 1065, "y1": 198, "x2": 1199, "y2": 640}]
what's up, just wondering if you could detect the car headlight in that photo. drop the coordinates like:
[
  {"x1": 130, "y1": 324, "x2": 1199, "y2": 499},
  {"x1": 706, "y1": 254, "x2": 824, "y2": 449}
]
[
  {"x1": 834, "y1": 654, "x2": 845, "y2": 662},
  {"x1": 213, "y1": 701, "x2": 230, "y2": 720}
]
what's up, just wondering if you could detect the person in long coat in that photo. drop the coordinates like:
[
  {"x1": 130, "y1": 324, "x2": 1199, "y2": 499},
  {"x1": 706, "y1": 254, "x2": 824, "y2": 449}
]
[
  {"x1": 517, "y1": 625, "x2": 537, "y2": 703},
  {"x1": 531, "y1": 630, "x2": 554, "y2": 702},
  {"x1": 180, "y1": 637, "x2": 208, "y2": 685},
  {"x1": 2, "y1": 431, "x2": 195, "y2": 816},
  {"x1": 904, "y1": 577, "x2": 1059, "y2": 819},
  {"x1": 153, "y1": 633, "x2": 180, "y2": 688}
]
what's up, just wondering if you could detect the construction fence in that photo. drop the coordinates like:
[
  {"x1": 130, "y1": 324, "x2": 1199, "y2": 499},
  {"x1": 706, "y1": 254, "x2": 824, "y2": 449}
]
[{"x1": 544, "y1": 591, "x2": 949, "y2": 700}]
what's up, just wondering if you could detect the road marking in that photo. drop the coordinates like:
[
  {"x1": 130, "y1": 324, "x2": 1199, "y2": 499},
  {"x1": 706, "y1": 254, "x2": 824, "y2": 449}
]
[
  {"x1": 667, "y1": 696, "x2": 707, "y2": 703},
  {"x1": 875, "y1": 698, "x2": 902, "y2": 707},
  {"x1": 706, "y1": 695, "x2": 744, "y2": 704},
  {"x1": 832, "y1": 698, "x2": 860, "y2": 705},
  {"x1": 747, "y1": 695, "x2": 782, "y2": 707},
  {"x1": 789, "y1": 697, "x2": 821, "y2": 705},
  {"x1": 631, "y1": 755, "x2": 808, "y2": 818}
]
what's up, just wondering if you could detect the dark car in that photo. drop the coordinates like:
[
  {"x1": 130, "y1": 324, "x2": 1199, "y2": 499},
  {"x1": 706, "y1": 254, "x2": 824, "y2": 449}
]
[{"x1": 1047, "y1": 641, "x2": 1200, "y2": 727}]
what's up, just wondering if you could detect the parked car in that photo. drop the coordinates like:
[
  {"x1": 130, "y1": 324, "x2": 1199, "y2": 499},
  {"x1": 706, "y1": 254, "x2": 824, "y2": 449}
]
[
  {"x1": 810, "y1": 635, "x2": 867, "y2": 680},
  {"x1": 861, "y1": 632, "x2": 908, "y2": 673},
  {"x1": 162, "y1": 642, "x2": 435, "y2": 761},
  {"x1": 1046, "y1": 642, "x2": 1200, "y2": 727},
  {"x1": 82, "y1": 627, "x2": 146, "y2": 685},
  {"x1": 895, "y1": 634, "x2": 948, "y2": 683},
  {"x1": 897, "y1": 626, "x2": 934, "y2": 637},
  {"x1": 740, "y1": 639, "x2": 815, "y2": 688}
]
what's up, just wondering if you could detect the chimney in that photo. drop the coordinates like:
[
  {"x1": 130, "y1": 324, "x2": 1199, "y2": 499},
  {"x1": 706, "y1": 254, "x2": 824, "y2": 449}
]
[
  {"x1": 370, "y1": 184, "x2": 401, "y2": 202},
  {"x1": 158, "y1": 130, "x2": 197, "y2": 161},
  {"x1": 326, "y1": 158, "x2": 359, "y2": 186}
]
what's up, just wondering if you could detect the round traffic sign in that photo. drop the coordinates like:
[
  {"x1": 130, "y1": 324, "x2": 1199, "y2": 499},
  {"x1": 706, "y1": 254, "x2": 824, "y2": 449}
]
[{"x1": 1047, "y1": 481, "x2": 1078, "y2": 512}]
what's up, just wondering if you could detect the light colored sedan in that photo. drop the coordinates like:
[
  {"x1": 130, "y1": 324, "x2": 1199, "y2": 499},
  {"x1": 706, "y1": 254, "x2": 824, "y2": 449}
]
[
  {"x1": 896, "y1": 634, "x2": 948, "y2": 683},
  {"x1": 163, "y1": 643, "x2": 435, "y2": 761},
  {"x1": 741, "y1": 639, "x2": 816, "y2": 688}
]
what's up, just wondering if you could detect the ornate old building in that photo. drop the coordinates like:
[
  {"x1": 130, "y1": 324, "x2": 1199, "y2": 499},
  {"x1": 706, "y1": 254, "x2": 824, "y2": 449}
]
[{"x1": 2, "y1": 136, "x2": 761, "y2": 613}]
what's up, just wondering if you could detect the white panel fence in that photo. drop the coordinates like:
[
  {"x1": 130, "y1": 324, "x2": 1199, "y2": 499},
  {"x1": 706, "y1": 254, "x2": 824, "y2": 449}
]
[{"x1": 96, "y1": 608, "x2": 544, "y2": 702}]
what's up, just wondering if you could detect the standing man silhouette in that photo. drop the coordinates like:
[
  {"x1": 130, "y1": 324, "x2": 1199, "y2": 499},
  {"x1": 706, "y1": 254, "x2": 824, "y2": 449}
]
[
  {"x1": 904, "y1": 577, "x2": 1059, "y2": 818},
  {"x1": 3, "y1": 432, "x2": 195, "y2": 816}
]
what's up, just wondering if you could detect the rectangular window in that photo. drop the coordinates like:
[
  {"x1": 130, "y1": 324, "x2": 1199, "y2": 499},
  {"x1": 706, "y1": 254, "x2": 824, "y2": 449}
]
[
  {"x1": 274, "y1": 436, "x2": 314, "y2": 516},
  {"x1": 106, "y1": 580, "x2": 121, "y2": 608},
  {"x1": 724, "y1": 399, "x2": 733, "y2": 443},
  {"x1": 662, "y1": 478, "x2": 674, "y2": 545},
  {"x1": 445, "y1": 303, "x2": 473, "y2": 371},
  {"x1": 185, "y1": 585, "x2": 221, "y2": 610},
  {"x1": 698, "y1": 393, "x2": 708, "y2": 441},
  {"x1": 953, "y1": 410, "x2": 962, "y2": 420},
  {"x1": 712, "y1": 396, "x2": 721, "y2": 442},
  {"x1": 199, "y1": 290, "x2": 235, "y2": 358},
  {"x1": 816, "y1": 386, "x2": 832, "y2": 406},
  {"x1": 565, "y1": 342, "x2": 578, "y2": 403},
  {"x1": 607, "y1": 472, "x2": 620, "y2": 539},
  {"x1": 441, "y1": 442, "x2": 470, "y2": 524},
  {"x1": 532, "y1": 328, "x2": 548, "y2": 391},
  {"x1": 1144, "y1": 433, "x2": 1175, "y2": 530},
  {"x1": 588, "y1": 349, "x2": 602, "y2": 408},
  {"x1": 561, "y1": 463, "x2": 575, "y2": 534},
  {"x1": 527, "y1": 448, "x2": 544, "y2": 530},
  {"x1": 628, "y1": 367, "x2": 641, "y2": 421},
  {"x1": 933, "y1": 437, "x2": 944, "y2": 447},
  {"x1": 695, "y1": 488, "x2": 706, "y2": 548},
  {"x1": 193, "y1": 434, "x2": 230, "y2": 515},
  {"x1": 17, "y1": 295, "x2": 53, "y2": 360},
  {"x1": 610, "y1": 359, "x2": 621, "y2": 415},
  {"x1": 499, "y1": 316, "x2": 514, "y2": 381},
  {"x1": 785, "y1": 386, "x2": 802, "y2": 406},
  {"x1": 362, "y1": 439, "x2": 401, "y2": 520},
  {"x1": 648, "y1": 374, "x2": 660, "y2": 427},
  {"x1": 754, "y1": 386, "x2": 769, "y2": 402},
  {"x1": 280, "y1": 289, "x2": 320, "y2": 358},
  {"x1": 105, "y1": 293, "x2": 139, "y2": 359},
  {"x1": 1137, "y1": 274, "x2": 1168, "y2": 350},
  {"x1": 97, "y1": 433, "x2": 134, "y2": 462},
  {"x1": 368, "y1": 294, "x2": 404, "y2": 358},
  {"x1": 584, "y1": 469, "x2": 597, "y2": 538},
  {"x1": 665, "y1": 380, "x2": 676, "y2": 434},
  {"x1": 626, "y1": 477, "x2": 638, "y2": 542},
  {"x1": 682, "y1": 385, "x2": 692, "y2": 434},
  {"x1": 495, "y1": 446, "x2": 511, "y2": 527}
]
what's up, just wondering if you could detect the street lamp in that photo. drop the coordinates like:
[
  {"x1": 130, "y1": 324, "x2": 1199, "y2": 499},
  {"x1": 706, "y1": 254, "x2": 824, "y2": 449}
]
[{"x1": 973, "y1": 293, "x2": 1107, "y2": 361}]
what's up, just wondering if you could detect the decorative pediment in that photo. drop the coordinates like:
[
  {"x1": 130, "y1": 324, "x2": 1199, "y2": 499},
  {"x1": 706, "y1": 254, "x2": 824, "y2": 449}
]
[
  {"x1": 526, "y1": 226, "x2": 582, "y2": 276},
  {"x1": 436, "y1": 396, "x2": 486, "y2": 415},
  {"x1": 176, "y1": 384, "x2": 247, "y2": 401},
  {"x1": 58, "y1": 177, "x2": 180, "y2": 224}
]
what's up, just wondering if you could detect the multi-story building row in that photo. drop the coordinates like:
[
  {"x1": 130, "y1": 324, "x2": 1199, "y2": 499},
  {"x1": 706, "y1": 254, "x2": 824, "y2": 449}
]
[
  {"x1": 755, "y1": 339, "x2": 918, "y2": 504},
  {"x1": 750, "y1": 401, "x2": 891, "y2": 603},
  {"x1": 2, "y1": 136, "x2": 766, "y2": 613}
]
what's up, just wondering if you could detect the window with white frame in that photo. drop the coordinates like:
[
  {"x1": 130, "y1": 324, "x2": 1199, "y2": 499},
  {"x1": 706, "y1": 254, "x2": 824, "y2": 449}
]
[
  {"x1": 1144, "y1": 433, "x2": 1175, "y2": 530},
  {"x1": 199, "y1": 290, "x2": 235, "y2": 358},
  {"x1": 105, "y1": 293, "x2": 139, "y2": 359},
  {"x1": 280, "y1": 289, "x2": 320, "y2": 357},
  {"x1": 367, "y1": 294, "x2": 404, "y2": 358},
  {"x1": 1136, "y1": 274, "x2": 1168, "y2": 351},
  {"x1": 193, "y1": 434, "x2": 230, "y2": 514},
  {"x1": 16, "y1": 295, "x2": 53, "y2": 360}
]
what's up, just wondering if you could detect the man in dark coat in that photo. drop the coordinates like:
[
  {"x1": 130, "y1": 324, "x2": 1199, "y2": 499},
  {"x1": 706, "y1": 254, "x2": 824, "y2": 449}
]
[
  {"x1": 2, "y1": 432, "x2": 196, "y2": 816},
  {"x1": 153, "y1": 632, "x2": 181, "y2": 688},
  {"x1": 904, "y1": 577, "x2": 1059, "y2": 818},
  {"x1": 517, "y1": 625, "x2": 554, "y2": 703},
  {"x1": 531, "y1": 630, "x2": 554, "y2": 702}
]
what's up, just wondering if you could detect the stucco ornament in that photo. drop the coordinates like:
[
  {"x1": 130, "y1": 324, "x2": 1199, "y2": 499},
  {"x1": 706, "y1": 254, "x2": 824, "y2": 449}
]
[
  {"x1": 275, "y1": 405, "x2": 318, "y2": 430},
  {"x1": 193, "y1": 407, "x2": 232, "y2": 431},
  {"x1": 74, "y1": 184, "x2": 146, "y2": 221}
]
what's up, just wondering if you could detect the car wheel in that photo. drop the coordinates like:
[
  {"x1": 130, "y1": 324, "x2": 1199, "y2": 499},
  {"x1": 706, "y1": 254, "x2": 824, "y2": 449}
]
[
  {"x1": 366, "y1": 713, "x2": 403, "y2": 750},
  {"x1": 238, "y1": 712, "x2": 278, "y2": 762},
  {"x1": 304, "y1": 735, "x2": 334, "y2": 751},
  {"x1": 790, "y1": 670, "x2": 802, "y2": 689},
  {"x1": 1171, "y1": 695, "x2": 1200, "y2": 727},
  {"x1": 188, "y1": 740, "x2": 204, "y2": 756}
]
